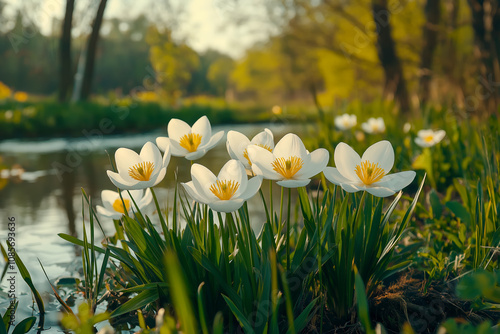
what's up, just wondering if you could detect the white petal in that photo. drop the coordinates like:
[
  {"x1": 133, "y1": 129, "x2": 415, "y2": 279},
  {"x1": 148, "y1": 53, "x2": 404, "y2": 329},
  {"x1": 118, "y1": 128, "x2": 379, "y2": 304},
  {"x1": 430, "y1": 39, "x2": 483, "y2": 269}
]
[
  {"x1": 414, "y1": 137, "x2": 431, "y2": 147},
  {"x1": 338, "y1": 182, "x2": 364, "y2": 193},
  {"x1": 361, "y1": 140, "x2": 394, "y2": 174},
  {"x1": 273, "y1": 133, "x2": 307, "y2": 159},
  {"x1": 435, "y1": 130, "x2": 446, "y2": 143},
  {"x1": 139, "y1": 189, "x2": 153, "y2": 207},
  {"x1": 323, "y1": 167, "x2": 352, "y2": 185},
  {"x1": 114, "y1": 148, "x2": 141, "y2": 176},
  {"x1": 218, "y1": 160, "x2": 247, "y2": 198},
  {"x1": 251, "y1": 129, "x2": 273, "y2": 148},
  {"x1": 151, "y1": 167, "x2": 167, "y2": 187},
  {"x1": 240, "y1": 175, "x2": 263, "y2": 200},
  {"x1": 192, "y1": 116, "x2": 212, "y2": 146},
  {"x1": 191, "y1": 164, "x2": 218, "y2": 201},
  {"x1": 277, "y1": 178, "x2": 311, "y2": 188},
  {"x1": 334, "y1": 142, "x2": 361, "y2": 181},
  {"x1": 101, "y1": 190, "x2": 119, "y2": 208},
  {"x1": 295, "y1": 148, "x2": 329, "y2": 179},
  {"x1": 365, "y1": 186, "x2": 396, "y2": 197},
  {"x1": 185, "y1": 149, "x2": 208, "y2": 160},
  {"x1": 209, "y1": 199, "x2": 245, "y2": 213},
  {"x1": 227, "y1": 131, "x2": 250, "y2": 165},
  {"x1": 96, "y1": 205, "x2": 122, "y2": 220},
  {"x1": 159, "y1": 137, "x2": 187, "y2": 156},
  {"x1": 168, "y1": 118, "x2": 192, "y2": 142},
  {"x1": 140, "y1": 142, "x2": 162, "y2": 174},
  {"x1": 227, "y1": 140, "x2": 238, "y2": 160},
  {"x1": 107, "y1": 170, "x2": 140, "y2": 190},
  {"x1": 247, "y1": 145, "x2": 281, "y2": 180},
  {"x1": 127, "y1": 189, "x2": 144, "y2": 201},
  {"x1": 199, "y1": 130, "x2": 224, "y2": 151},
  {"x1": 162, "y1": 144, "x2": 171, "y2": 168},
  {"x1": 156, "y1": 137, "x2": 170, "y2": 153},
  {"x1": 417, "y1": 129, "x2": 433, "y2": 138},
  {"x1": 182, "y1": 181, "x2": 209, "y2": 204},
  {"x1": 376, "y1": 171, "x2": 416, "y2": 192}
]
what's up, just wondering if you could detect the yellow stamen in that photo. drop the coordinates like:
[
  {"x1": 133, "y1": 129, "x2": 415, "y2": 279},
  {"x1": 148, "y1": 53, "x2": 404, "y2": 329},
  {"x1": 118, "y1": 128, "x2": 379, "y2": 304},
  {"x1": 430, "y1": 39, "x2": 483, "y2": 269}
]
[
  {"x1": 179, "y1": 133, "x2": 202, "y2": 152},
  {"x1": 424, "y1": 135, "x2": 434, "y2": 143},
  {"x1": 112, "y1": 198, "x2": 131, "y2": 214},
  {"x1": 209, "y1": 180, "x2": 240, "y2": 200},
  {"x1": 128, "y1": 161, "x2": 155, "y2": 181},
  {"x1": 272, "y1": 156, "x2": 304, "y2": 179},
  {"x1": 355, "y1": 160, "x2": 385, "y2": 185},
  {"x1": 243, "y1": 144, "x2": 273, "y2": 166}
]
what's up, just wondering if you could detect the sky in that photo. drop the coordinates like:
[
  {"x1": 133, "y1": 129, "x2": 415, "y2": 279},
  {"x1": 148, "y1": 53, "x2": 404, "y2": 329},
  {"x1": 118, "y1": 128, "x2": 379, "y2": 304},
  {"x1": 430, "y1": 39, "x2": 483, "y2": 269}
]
[{"x1": 3, "y1": 0, "x2": 273, "y2": 58}]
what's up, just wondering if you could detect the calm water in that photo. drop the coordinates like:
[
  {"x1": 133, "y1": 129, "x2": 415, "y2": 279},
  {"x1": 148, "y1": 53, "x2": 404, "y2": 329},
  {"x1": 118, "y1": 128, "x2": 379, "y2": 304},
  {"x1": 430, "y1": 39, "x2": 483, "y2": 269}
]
[{"x1": 0, "y1": 122, "x2": 305, "y2": 332}]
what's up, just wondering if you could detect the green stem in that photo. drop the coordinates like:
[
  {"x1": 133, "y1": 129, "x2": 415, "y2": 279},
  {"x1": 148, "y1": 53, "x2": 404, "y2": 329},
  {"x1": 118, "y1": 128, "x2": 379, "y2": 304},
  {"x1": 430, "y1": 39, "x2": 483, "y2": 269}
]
[
  {"x1": 269, "y1": 180, "x2": 274, "y2": 229},
  {"x1": 317, "y1": 199, "x2": 323, "y2": 334},
  {"x1": 286, "y1": 187, "x2": 291, "y2": 271},
  {"x1": 151, "y1": 188, "x2": 167, "y2": 231},
  {"x1": 277, "y1": 186, "x2": 285, "y2": 240}
]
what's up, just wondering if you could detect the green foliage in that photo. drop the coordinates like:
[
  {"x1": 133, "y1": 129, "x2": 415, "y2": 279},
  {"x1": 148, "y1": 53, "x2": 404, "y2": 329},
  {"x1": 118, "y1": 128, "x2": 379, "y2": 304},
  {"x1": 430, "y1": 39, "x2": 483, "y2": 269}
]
[{"x1": 0, "y1": 101, "x2": 262, "y2": 140}]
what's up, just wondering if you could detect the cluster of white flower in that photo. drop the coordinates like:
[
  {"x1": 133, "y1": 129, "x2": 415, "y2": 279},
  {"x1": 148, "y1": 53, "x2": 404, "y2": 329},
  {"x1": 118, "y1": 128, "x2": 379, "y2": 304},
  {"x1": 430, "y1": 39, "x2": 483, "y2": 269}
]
[{"x1": 96, "y1": 116, "x2": 428, "y2": 217}]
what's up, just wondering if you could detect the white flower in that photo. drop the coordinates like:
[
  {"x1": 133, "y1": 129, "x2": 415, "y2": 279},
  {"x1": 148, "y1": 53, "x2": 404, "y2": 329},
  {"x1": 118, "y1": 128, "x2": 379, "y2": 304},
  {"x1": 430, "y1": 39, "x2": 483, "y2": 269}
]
[
  {"x1": 361, "y1": 117, "x2": 386, "y2": 134},
  {"x1": 96, "y1": 189, "x2": 152, "y2": 219},
  {"x1": 226, "y1": 128, "x2": 274, "y2": 169},
  {"x1": 247, "y1": 133, "x2": 329, "y2": 188},
  {"x1": 107, "y1": 142, "x2": 170, "y2": 190},
  {"x1": 182, "y1": 160, "x2": 263, "y2": 213},
  {"x1": 415, "y1": 129, "x2": 446, "y2": 147},
  {"x1": 156, "y1": 116, "x2": 224, "y2": 160},
  {"x1": 324, "y1": 140, "x2": 415, "y2": 197},
  {"x1": 335, "y1": 113, "x2": 357, "y2": 130}
]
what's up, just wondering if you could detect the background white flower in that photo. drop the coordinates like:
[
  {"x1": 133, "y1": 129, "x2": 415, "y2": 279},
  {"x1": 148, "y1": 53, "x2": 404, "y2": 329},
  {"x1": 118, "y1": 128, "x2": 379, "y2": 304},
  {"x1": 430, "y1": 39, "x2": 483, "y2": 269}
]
[
  {"x1": 156, "y1": 115, "x2": 224, "y2": 160},
  {"x1": 226, "y1": 128, "x2": 274, "y2": 169},
  {"x1": 107, "y1": 142, "x2": 170, "y2": 190},
  {"x1": 324, "y1": 140, "x2": 415, "y2": 197},
  {"x1": 335, "y1": 113, "x2": 357, "y2": 130},
  {"x1": 247, "y1": 133, "x2": 329, "y2": 188},
  {"x1": 415, "y1": 129, "x2": 446, "y2": 147},
  {"x1": 182, "y1": 159, "x2": 263, "y2": 212},
  {"x1": 361, "y1": 117, "x2": 386, "y2": 134},
  {"x1": 96, "y1": 189, "x2": 152, "y2": 219}
]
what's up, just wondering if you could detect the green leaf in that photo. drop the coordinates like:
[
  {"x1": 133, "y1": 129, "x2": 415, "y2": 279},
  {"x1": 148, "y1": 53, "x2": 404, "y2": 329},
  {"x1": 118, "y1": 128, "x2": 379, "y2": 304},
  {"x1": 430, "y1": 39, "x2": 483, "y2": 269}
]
[
  {"x1": 446, "y1": 201, "x2": 471, "y2": 225},
  {"x1": 429, "y1": 189, "x2": 442, "y2": 219},
  {"x1": 355, "y1": 268, "x2": 374, "y2": 334},
  {"x1": 11, "y1": 317, "x2": 36, "y2": 334},
  {"x1": 165, "y1": 252, "x2": 198, "y2": 334},
  {"x1": 111, "y1": 289, "x2": 159, "y2": 317},
  {"x1": 222, "y1": 295, "x2": 255, "y2": 334}
]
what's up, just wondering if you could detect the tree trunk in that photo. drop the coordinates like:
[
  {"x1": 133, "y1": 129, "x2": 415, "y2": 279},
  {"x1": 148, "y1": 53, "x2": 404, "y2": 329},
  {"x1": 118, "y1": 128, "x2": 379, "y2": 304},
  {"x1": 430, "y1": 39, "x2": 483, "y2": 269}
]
[
  {"x1": 467, "y1": 0, "x2": 499, "y2": 114},
  {"x1": 419, "y1": 0, "x2": 441, "y2": 106},
  {"x1": 80, "y1": 0, "x2": 108, "y2": 101},
  {"x1": 372, "y1": 0, "x2": 411, "y2": 113},
  {"x1": 58, "y1": 0, "x2": 74, "y2": 102},
  {"x1": 492, "y1": 1, "x2": 500, "y2": 82}
]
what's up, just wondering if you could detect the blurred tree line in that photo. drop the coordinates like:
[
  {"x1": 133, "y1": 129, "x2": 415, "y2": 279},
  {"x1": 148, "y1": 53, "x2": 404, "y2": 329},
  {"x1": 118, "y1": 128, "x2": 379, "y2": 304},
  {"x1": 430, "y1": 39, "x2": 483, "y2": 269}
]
[
  {"x1": 0, "y1": 0, "x2": 499, "y2": 114},
  {"x1": 0, "y1": 1, "x2": 235, "y2": 102}
]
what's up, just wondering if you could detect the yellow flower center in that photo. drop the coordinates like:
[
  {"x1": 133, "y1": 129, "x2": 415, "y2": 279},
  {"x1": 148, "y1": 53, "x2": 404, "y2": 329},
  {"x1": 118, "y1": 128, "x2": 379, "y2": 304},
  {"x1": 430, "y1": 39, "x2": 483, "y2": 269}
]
[
  {"x1": 424, "y1": 135, "x2": 434, "y2": 143},
  {"x1": 243, "y1": 144, "x2": 273, "y2": 166},
  {"x1": 112, "y1": 198, "x2": 131, "y2": 214},
  {"x1": 272, "y1": 156, "x2": 304, "y2": 179},
  {"x1": 179, "y1": 133, "x2": 202, "y2": 152},
  {"x1": 209, "y1": 180, "x2": 240, "y2": 200},
  {"x1": 128, "y1": 161, "x2": 155, "y2": 181},
  {"x1": 355, "y1": 160, "x2": 385, "y2": 185}
]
